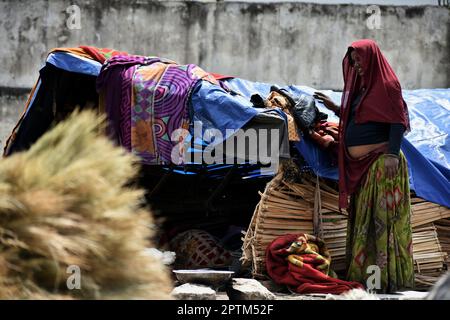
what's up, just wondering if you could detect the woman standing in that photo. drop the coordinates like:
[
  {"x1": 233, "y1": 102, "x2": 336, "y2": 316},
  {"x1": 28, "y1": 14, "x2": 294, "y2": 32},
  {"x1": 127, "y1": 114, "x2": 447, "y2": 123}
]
[{"x1": 314, "y1": 39, "x2": 414, "y2": 293}]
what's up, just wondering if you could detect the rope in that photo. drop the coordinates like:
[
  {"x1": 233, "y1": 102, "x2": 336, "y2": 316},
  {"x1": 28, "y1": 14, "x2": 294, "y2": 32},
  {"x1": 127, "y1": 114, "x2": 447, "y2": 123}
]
[{"x1": 314, "y1": 174, "x2": 324, "y2": 239}]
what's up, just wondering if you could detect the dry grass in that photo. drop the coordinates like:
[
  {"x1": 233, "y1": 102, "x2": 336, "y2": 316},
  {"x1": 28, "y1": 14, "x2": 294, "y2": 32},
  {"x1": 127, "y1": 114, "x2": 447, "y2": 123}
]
[{"x1": 0, "y1": 111, "x2": 172, "y2": 299}]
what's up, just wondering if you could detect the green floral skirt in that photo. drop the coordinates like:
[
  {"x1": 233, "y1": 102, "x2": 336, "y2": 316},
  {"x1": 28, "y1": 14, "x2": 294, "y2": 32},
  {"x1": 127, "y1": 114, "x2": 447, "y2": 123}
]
[{"x1": 346, "y1": 152, "x2": 415, "y2": 293}]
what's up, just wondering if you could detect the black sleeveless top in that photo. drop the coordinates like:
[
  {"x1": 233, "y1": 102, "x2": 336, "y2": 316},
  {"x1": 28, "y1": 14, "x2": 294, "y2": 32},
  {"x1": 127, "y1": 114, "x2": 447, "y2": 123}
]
[{"x1": 343, "y1": 91, "x2": 405, "y2": 155}]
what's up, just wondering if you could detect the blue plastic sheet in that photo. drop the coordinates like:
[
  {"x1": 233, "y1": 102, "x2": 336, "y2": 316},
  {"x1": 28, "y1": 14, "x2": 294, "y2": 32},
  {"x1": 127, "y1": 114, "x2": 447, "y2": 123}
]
[
  {"x1": 45, "y1": 52, "x2": 102, "y2": 77},
  {"x1": 190, "y1": 80, "x2": 259, "y2": 146},
  {"x1": 402, "y1": 89, "x2": 450, "y2": 168}
]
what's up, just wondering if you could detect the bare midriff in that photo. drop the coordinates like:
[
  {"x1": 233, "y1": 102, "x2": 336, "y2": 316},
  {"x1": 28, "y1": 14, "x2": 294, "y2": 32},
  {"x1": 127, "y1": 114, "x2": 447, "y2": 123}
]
[{"x1": 347, "y1": 141, "x2": 389, "y2": 159}]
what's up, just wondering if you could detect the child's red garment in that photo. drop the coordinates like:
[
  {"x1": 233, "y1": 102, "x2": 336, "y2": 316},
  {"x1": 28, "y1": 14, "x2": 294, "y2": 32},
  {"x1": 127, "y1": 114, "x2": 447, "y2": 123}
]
[{"x1": 266, "y1": 233, "x2": 364, "y2": 294}]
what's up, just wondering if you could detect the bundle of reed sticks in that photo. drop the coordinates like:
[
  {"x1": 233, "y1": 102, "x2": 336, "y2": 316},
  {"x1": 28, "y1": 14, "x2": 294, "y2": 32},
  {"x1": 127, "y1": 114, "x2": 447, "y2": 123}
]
[
  {"x1": 412, "y1": 223, "x2": 448, "y2": 289},
  {"x1": 321, "y1": 211, "x2": 348, "y2": 273},
  {"x1": 435, "y1": 218, "x2": 450, "y2": 265},
  {"x1": 241, "y1": 172, "x2": 348, "y2": 278},
  {"x1": 411, "y1": 197, "x2": 450, "y2": 229},
  {"x1": 410, "y1": 196, "x2": 450, "y2": 287}
]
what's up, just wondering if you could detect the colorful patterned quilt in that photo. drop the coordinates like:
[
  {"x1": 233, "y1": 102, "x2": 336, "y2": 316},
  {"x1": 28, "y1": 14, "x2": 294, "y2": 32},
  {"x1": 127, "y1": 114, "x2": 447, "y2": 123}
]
[{"x1": 132, "y1": 63, "x2": 217, "y2": 164}]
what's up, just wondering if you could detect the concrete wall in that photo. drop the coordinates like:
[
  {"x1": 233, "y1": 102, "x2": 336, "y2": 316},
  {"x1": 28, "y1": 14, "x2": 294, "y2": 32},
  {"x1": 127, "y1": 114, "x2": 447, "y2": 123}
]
[
  {"x1": 0, "y1": 0, "x2": 449, "y2": 150},
  {"x1": 0, "y1": 0, "x2": 448, "y2": 90}
]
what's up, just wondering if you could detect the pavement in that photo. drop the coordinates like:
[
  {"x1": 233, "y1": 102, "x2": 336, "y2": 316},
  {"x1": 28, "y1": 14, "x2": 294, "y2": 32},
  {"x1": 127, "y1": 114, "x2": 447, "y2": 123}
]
[{"x1": 214, "y1": 290, "x2": 429, "y2": 300}]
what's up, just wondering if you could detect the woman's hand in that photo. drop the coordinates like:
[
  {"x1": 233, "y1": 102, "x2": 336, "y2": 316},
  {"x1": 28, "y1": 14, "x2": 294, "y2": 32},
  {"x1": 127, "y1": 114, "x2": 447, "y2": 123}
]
[
  {"x1": 313, "y1": 92, "x2": 339, "y2": 113},
  {"x1": 384, "y1": 155, "x2": 399, "y2": 179}
]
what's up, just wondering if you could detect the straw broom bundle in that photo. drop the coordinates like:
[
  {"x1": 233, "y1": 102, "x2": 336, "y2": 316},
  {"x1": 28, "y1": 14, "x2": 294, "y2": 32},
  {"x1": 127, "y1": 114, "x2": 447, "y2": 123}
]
[{"x1": 0, "y1": 111, "x2": 172, "y2": 299}]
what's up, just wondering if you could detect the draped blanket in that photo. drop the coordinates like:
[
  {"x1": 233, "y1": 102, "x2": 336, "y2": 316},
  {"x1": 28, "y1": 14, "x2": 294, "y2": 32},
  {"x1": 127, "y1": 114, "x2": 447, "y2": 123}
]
[
  {"x1": 97, "y1": 55, "x2": 169, "y2": 147},
  {"x1": 266, "y1": 233, "x2": 363, "y2": 294},
  {"x1": 97, "y1": 54, "x2": 218, "y2": 164},
  {"x1": 132, "y1": 63, "x2": 216, "y2": 164}
]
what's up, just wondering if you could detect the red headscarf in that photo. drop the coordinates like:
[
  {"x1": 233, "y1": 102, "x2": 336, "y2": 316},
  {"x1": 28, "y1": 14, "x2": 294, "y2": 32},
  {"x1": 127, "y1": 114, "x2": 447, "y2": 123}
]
[{"x1": 338, "y1": 39, "x2": 410, "y2": 209}]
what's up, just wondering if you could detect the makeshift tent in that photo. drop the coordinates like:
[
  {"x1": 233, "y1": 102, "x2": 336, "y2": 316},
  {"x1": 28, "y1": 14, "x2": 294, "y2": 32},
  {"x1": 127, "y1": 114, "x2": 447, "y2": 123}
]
[
  {"x1": 4, "y1": 47, "x2": 448, "y2": 208},
  {"x1": 3, "y1": 47, "x2": 449, "y2": 288}
]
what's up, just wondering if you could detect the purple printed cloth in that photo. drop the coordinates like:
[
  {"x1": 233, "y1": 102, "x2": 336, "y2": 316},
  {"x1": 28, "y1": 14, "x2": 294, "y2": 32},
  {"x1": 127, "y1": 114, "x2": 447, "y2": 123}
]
[
  {"x1": 96, "y1": 55, "x2": 173, "y2": 149},
  {"x1": 97, "y1": 55, "x2": 215, "y2": 164},
  {"x1": 132, "y1": 63, "x2": 213, "y2": 164}
]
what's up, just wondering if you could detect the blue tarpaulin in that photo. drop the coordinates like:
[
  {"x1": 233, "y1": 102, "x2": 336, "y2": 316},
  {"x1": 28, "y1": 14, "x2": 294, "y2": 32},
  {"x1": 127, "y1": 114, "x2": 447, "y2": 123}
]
[{"x1": 190, "y1": 80, "x2": 259, "y2": 145}]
